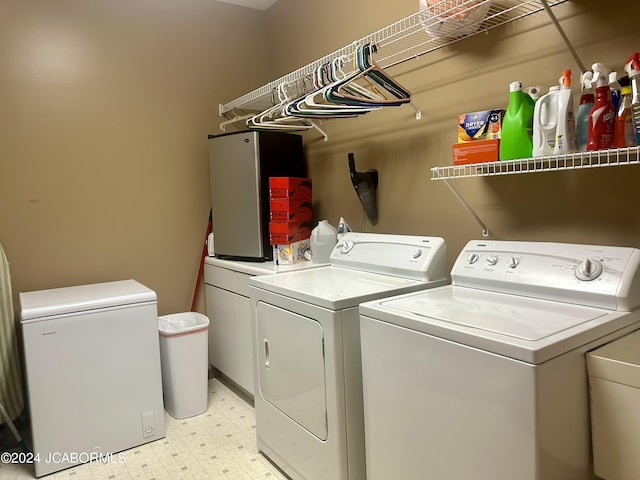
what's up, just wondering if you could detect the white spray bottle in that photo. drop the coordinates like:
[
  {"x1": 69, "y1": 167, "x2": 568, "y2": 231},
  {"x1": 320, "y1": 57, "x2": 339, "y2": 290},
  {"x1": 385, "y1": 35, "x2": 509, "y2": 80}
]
[{"x1": 554, "y1": 69, "x2": 577, "y2": 154}]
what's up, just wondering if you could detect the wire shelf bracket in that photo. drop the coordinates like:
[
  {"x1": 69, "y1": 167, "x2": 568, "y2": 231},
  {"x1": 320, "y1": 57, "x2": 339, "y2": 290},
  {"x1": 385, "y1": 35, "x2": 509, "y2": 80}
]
[{"x1": 431, "y1": 147, "x2": 640, "y2": 237}]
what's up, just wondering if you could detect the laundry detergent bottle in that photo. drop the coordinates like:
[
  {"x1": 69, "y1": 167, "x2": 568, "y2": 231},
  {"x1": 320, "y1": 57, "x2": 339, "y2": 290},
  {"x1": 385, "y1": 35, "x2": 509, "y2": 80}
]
[
  {"x1": 532, "y1": 86, "x2": 559, "y2": 157},
  {"x1": 500, "y1": 81, "x2": 535, "y2": 160},
  {"x1": 624, "y1": 52, "x2": 640, "y2": 145},
  {"x1": 576, "y1": 71, "x2": 594, "y2": 151},
  {"x1": 554, "y1": 69, "x2": 577, "y2": 154},
  {"x1": 587, "y1": 63, "x2": 615, "y2": 151}
]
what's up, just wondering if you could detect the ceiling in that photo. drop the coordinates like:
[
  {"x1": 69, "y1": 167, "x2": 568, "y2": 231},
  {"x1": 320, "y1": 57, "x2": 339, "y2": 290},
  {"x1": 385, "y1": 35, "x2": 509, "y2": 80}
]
[{"x1": 216, "y1": 0, "x2": 279, "y2": 10}]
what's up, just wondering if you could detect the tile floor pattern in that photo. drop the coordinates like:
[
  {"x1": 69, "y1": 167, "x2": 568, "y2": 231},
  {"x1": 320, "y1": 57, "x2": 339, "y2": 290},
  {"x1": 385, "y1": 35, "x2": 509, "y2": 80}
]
[{"x1": 0, "y1": 378, "x2": 289, "y2": 480}]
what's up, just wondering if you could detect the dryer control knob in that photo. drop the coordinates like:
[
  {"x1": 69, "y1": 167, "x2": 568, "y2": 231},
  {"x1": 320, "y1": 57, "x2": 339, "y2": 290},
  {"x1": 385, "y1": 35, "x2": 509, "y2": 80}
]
[
  {"x1": 486, "y1": 255, "x2": 498, "y2": 266},
  {"x1": 411, "y1": 248, "x2": 423, "y2": 259},
  {"x1": 467, "y1": 253, "x2": 479, "y2": 264},
  {"x1": 575, "y1": 258, "x2": 604, "y2": 281},
  {"x1": 341, "y1": 240, "x2": 355, "y2": 254},
  {"x1": 507, "y1": 257, "x2": 519, "y2": 269}
]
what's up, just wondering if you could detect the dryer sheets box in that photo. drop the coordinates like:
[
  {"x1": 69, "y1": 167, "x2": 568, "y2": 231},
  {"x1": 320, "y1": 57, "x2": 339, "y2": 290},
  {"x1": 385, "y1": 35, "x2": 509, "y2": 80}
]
[{"x1": 273, "y1": 239, "x2": 310, "y2": 265}]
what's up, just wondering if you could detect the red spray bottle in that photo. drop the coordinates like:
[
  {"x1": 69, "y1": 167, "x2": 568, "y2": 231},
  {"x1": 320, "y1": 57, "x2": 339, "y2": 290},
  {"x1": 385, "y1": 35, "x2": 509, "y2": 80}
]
[{"x1": 587, "y1": 63, "x2": 615, "y2": 151}]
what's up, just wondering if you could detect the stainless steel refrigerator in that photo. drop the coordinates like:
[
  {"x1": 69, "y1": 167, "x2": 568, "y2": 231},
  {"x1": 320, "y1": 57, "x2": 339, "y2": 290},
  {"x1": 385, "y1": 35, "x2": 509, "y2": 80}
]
[{"x1": 208, "y1": 131, "x2": 305, "y2": 261}]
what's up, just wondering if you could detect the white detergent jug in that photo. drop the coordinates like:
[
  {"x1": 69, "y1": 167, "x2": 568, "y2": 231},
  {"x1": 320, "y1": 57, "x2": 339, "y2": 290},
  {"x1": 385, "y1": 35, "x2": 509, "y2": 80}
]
[
  {"x1": 309, "y1": 220, "x2": 338, "y2": 264},
  {"x1": 532, "y1": 85, "x2": 560, "y2": 157}
]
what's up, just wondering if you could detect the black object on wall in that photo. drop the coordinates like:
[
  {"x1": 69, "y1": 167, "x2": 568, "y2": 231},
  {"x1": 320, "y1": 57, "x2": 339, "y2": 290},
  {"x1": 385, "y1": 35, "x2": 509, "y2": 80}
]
[{"x1": 348, "y1": 152, "x2": 378, "y2": 222}]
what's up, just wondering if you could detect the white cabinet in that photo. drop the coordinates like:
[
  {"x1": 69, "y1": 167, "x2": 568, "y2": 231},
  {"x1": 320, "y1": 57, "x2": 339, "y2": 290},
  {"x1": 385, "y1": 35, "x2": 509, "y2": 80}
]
[{"x1": 204, "y1": 258, "x2": 274, "y2": 396}]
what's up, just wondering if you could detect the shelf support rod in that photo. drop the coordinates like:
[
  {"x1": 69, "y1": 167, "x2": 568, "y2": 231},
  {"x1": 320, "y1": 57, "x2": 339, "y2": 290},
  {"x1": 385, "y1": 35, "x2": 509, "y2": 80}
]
[
  {"x1": 539, "y1": 0, "x2": 586, "y2": 73},
  {"x1": 440, "y1": 177, "x2": 489, "y2": 237}
]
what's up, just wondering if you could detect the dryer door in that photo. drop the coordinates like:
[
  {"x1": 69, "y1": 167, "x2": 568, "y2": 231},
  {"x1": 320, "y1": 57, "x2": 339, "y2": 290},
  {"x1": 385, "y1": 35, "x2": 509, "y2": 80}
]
[{"x1": 256, "y1": 301, "x2": 328, "y2": 440}]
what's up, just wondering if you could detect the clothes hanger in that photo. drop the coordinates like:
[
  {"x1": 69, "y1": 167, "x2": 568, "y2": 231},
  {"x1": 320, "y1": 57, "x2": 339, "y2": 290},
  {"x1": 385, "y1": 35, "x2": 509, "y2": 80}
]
[
  {"x1": 220, "y1": 112, "x2": 254, "y2": 132},
  {"x1": 330, "y1": 44, "x2": 411, "y2": 104},
  {"x1": 246, "y1": 83, "x2": 329, "y2": 141},
  {"x1": 247, "y1": 83, "x2": 311, "y2": 129},
  {"x1": 286, "y1": 58, "x2": 380, "y2": 118},
  {"x1": 330, "y1": 44, "x2": 422, "y2": 119}
]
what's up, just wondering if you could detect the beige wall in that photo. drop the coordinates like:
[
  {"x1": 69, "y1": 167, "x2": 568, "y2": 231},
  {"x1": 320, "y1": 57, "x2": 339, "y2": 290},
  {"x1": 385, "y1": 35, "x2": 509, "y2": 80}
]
[
  {"x1": 2, "y1": 0, "x2": 639, "y2": 316},
  {"x1": 1, "y1": 0, "x2": 271, "y2": 314},
  {"x1": 267, "y1": 0, "x2": 640, "y2": 268}
]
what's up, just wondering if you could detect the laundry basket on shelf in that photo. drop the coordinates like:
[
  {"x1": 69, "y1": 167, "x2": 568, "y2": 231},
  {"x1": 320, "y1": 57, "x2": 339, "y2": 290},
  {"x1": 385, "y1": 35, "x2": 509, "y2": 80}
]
[{"x1": 419, "y1": 0, "x2": 492, "y2": 40}]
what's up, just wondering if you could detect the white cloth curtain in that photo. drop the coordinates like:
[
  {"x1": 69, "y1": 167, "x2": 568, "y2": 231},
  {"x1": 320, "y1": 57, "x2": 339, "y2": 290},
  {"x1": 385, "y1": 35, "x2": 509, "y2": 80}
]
[{"x1": 0, "y1": 243, "x2": 24, "y2": 423}]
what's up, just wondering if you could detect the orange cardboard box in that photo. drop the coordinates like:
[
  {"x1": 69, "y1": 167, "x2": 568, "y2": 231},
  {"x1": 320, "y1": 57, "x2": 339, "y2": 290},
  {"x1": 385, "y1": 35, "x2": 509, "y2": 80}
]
[
  {"x1": 453, "y1": 139, "x2": 500, "y2": 165},
  {"x1": 269, "y1": 221, "x2": 312, "y2": 245},
  {"x1": 269, "y1": 177, "x2": 312, "y2": 200},
  {"x1": 269, "y1": 199, "x2": 313, "y2": 222}
]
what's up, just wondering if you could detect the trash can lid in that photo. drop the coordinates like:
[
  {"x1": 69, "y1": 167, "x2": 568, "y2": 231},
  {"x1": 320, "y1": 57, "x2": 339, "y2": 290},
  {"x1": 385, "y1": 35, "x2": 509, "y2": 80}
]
[{"x1": 158, "y1": 312, "x2": 209, "y2": 336}]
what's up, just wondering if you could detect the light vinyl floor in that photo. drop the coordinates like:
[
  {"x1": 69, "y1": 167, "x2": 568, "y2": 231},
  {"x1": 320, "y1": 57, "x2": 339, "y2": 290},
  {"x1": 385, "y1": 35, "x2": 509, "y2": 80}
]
[{"x1": 0, "y1": 378, "x2": 289, "y2": 480}]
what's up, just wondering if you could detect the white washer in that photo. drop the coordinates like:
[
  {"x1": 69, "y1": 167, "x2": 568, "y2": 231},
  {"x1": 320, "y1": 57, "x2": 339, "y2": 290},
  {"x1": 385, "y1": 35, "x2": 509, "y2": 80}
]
[
  {"x1": 249, "y1": 232, "x2": 448, "y2": 480},
  {"x1": 359, "y1": 240, "x2": 640, "y2": 480}
]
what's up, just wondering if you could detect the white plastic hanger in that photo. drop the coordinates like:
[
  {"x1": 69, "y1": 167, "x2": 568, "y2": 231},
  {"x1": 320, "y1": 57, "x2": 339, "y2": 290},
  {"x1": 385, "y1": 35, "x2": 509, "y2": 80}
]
[{"x1": 246, "y1": 82, "x2": 329, "y2": 141}]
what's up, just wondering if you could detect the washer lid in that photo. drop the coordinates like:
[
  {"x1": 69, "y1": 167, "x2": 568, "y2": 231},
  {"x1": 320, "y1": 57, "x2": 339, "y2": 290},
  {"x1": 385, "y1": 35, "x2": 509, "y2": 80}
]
[
  {"x1": 250, "y1": 266, "x2": 445, "y2": 310},
  {"x1": 361, "y1": 286, "x2": 635, "y2": 364},
  {"x1": 19, "y1": 279, "x2": 156, "y2": 322},
  {"x1": 387, "y1": 287, "x2": 606, "y2": 341}
]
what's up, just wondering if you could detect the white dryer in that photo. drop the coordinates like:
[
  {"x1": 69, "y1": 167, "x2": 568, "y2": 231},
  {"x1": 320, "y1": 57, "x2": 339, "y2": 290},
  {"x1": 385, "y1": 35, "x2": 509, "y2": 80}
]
[
  {"x1": 249, "y1": 232, "x2": 448, "y2": 480},
  {"x1": 359, "y1": 240, "x2": 640, "y2": 480}
]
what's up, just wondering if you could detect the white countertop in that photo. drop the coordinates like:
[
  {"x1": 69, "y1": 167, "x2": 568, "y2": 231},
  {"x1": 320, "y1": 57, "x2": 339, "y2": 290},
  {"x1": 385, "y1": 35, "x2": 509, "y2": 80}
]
[{"x1": 204, "y1": 255, "x2": 326, "y2": 276}]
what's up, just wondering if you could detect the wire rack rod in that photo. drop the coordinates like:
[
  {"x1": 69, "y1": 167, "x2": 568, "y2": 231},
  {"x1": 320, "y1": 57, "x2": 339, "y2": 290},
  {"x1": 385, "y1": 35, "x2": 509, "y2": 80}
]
[
  {"x1": 220, "y1": 0, "x2": 569, "y2": 116},
  {"x1": 431, "y1": 147, "x2": 640, "y2": 180}
]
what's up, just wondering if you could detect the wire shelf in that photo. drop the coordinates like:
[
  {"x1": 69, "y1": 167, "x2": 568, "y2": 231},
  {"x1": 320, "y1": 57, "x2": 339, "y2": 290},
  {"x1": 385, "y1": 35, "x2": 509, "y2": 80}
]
[
  {"x1": 220, "y1": 0, "x2": 569, "y2": 116},
  {"x1": 431, "y1": 147, "x2": 640, "y2": 180}
]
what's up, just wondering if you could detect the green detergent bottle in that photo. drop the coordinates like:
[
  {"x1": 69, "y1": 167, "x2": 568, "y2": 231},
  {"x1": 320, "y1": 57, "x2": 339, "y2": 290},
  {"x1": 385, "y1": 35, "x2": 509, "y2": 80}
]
[{"x1": 500, "y1": 81, "x2": 535, "y2": 160}]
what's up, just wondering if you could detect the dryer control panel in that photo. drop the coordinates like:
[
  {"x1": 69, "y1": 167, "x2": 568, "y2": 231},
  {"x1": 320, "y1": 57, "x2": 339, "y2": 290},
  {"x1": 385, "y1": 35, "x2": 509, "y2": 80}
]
[
  {"x1": 452, "y1": 240, "x2": 640, "y2": 311},
  {"x1": 330, "y1": 232, "x2": 448, "y2": 282}
]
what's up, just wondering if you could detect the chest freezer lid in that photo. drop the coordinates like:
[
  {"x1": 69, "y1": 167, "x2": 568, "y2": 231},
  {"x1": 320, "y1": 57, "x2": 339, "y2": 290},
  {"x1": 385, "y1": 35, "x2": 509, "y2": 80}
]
[
  {"x1": 19, "y1": 279, "x2": 156, "y2": 322},
  {"x1": 360, "y1": 286, "x2": 635, "y2": 364}
]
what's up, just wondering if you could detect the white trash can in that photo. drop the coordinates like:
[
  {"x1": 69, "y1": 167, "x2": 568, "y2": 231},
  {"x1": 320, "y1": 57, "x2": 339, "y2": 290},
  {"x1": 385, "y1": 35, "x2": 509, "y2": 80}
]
[{"x1": 158, "y1": 312, "x2": 209, "y2": 419}]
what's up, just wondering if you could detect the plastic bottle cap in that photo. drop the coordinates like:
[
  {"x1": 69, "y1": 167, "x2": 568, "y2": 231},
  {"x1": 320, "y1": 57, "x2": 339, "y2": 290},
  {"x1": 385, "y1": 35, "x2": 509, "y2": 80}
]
[
  {"x1": 591, "y1": 63, "x2": 612, "y2": 87},
  {"x1": 510, "y1": 81, "x2": 523, "y2": 92},
  {"x1": 625, "y1": 52, "x2": 640, "y2": 78}
]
